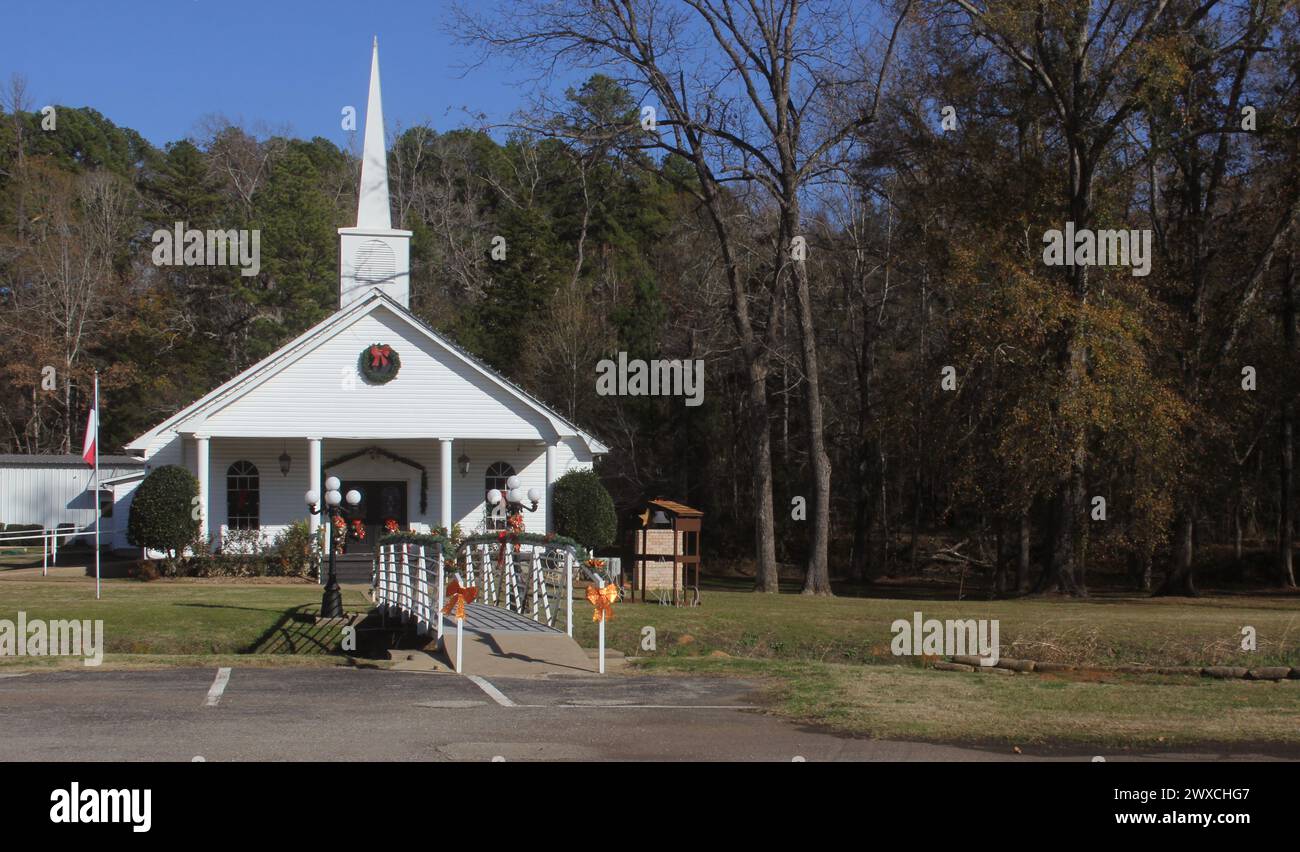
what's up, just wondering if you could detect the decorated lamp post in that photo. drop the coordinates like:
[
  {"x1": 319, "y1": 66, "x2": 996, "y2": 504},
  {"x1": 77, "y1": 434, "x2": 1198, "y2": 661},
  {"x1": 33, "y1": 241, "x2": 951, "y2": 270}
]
[
  {"x1": 306, "y1": 476, "x2": 361, "y2": 618},
  {"x1": 485, "y1": 475, "x2": 541, "y2": 526}
]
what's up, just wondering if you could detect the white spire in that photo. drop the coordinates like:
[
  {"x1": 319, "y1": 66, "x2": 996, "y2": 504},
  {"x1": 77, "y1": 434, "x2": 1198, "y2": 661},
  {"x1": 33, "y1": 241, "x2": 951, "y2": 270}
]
[
  {"x1": 339, "y1": 37, "x2": 410, "y2": 310},
  {"x1": 357, "y1": 36, "x2": 391, "y2": 229}
]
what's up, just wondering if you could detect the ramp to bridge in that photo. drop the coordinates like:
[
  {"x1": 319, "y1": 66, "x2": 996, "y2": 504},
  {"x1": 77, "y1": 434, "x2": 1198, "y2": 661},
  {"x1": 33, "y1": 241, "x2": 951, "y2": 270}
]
[{"x1": 434, "y1": 603, "x2": 594, "y2": 676}]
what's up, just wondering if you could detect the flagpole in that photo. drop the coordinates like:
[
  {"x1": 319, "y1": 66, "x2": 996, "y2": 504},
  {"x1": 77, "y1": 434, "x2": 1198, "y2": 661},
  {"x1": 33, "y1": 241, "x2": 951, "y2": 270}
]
[{"x1": 94, "y1": 371, "x2": 101, "y2": 601}]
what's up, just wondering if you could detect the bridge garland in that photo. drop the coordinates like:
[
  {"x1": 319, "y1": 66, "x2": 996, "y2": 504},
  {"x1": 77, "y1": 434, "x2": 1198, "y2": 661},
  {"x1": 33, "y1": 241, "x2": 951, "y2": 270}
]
[{"x1": 379, "y1": 530, "x2": 593, "y2": 564}]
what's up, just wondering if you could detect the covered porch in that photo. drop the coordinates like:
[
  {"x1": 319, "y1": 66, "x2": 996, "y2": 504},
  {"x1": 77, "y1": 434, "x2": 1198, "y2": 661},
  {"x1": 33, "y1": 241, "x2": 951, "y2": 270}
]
[{"x1": 183, "y1": 435, "x2": 574, "y2": 553}]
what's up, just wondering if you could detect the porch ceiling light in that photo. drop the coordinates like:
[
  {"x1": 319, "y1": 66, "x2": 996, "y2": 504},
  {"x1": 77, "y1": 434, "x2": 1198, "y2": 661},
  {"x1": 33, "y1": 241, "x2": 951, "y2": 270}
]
[
  {"x1": 279, "y1": 450, "x2": 292, "y2": 477},
  {"x1": 458, "y1": 453, "x2": 471, "y2": 477}
]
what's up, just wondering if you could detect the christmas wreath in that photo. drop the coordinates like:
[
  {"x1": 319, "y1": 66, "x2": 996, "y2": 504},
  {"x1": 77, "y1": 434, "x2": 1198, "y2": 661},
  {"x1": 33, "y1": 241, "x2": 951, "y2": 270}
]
[{"x1": 358, "y1": 343, "x2": 400, "y2": 384}]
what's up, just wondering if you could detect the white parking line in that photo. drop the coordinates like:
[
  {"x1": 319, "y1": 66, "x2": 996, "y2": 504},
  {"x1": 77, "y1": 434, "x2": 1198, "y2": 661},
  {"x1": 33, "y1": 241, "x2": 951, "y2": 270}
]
[
  {"x1": 203, "y1": 667, "x2": 231, "y2": 707},
  {"x1": 465, "y1": 675, "x2": 516, "y2": 707}
]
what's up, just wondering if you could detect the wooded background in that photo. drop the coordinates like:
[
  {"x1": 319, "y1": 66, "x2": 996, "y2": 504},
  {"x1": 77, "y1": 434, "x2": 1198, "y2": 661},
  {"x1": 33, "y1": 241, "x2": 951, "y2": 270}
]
[{"x1": 1, "y1": 0, "x2": 1297, "y2": 596}]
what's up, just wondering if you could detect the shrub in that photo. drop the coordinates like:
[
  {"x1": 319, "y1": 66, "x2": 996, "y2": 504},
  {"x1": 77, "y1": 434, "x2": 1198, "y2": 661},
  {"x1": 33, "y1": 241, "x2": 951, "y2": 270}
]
[
  {"x1": 552, "y1": 469, "x2": 616, "y2": 548},
  {"x1": 272, "y1": 521, "x2": 319, "y2": 578},
  {"x1": 3, "y1": 523, "x2": 45, "y2": 546},
  {"x1": 127, "y1": 465, "x2": 200, "y2": 563}
]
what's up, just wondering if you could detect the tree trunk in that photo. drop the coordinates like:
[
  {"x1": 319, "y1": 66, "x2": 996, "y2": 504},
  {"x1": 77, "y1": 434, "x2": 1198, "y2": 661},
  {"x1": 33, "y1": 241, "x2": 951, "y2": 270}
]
[
  {"x1": 1017, "y1": 511, "x2": 1031, "y2": 593},
  {"x1": 1158, "y1": 510, "x2": 1197, "y2": 596},
  {"x1": 1280, "y1": 249, "x2": 1297, "y2": 586},
  {"x1": 788, "y1": 215, "x2": 832, "y2": 596},
  {"x1": 747, "y1": 358, "x2": 780, "y2": 593}
]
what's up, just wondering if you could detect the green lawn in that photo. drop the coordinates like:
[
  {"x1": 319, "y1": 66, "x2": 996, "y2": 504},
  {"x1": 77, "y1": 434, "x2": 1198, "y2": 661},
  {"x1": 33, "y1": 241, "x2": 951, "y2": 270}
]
[
  {"x1": 569, "y1": 588, "x2": 1300, "y2": 747},
  {"x1": 633, "y1": 657, "x2": 1300, "y2": 748},
  {"x1": 0, "y1": 567, "x2": 373, "y2": 666},
  {"x1": 572, "y1": 590, "x2": 1300, "y2": 668}
]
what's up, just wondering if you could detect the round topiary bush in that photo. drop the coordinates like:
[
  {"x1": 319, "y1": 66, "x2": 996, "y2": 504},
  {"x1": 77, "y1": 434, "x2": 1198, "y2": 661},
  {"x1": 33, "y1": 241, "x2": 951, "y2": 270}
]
[
  {"x1": 127, "y1": 465, "x2": 201, "y2": 558},
  {"x1": 551, "y1": 469, "x2": 616, "y2": 549}
]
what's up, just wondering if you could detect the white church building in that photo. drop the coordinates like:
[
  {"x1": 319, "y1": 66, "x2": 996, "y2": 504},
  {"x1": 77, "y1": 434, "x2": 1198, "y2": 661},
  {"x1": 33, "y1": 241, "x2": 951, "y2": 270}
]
[{"x1": 18, "y1": 40, "x2": 607, "y2": 555}]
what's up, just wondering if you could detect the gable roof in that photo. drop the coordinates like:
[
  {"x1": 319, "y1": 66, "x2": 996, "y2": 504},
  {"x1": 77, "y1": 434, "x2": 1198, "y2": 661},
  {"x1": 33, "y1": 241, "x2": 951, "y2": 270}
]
[{"x1": 127, "y1": 289, "x2": 609, "y2": 454}]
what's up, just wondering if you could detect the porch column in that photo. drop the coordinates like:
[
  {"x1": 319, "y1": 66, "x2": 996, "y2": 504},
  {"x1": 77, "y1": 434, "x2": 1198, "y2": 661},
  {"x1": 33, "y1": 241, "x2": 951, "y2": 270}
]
[
  {"x1": 307, "y1": 437, "x2": 322, "y2": 538},
  {"x1": 545, "y1": 442, "x2": 557, "y2": 533},
  {"x1": 195, "y1": 434, "x2": 210, "y2": 551},
  {"x1": 439, "y1": 438, "x2": 453, "y2": 532}
]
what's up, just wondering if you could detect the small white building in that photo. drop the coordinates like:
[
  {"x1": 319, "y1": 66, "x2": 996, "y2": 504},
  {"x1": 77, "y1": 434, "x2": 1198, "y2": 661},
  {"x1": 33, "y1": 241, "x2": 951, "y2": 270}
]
[
  {"x1": 116, "y1": 39, "x2": 609, "y2": 556},
  {"x1": 0, "y1": 454, "x2": 144, "y2": 545}
]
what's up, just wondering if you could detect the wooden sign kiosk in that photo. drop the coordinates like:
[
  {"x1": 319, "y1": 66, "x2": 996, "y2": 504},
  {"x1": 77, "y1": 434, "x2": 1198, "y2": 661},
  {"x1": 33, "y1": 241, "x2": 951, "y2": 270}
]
[{"x1": 632, "y1": 499, "x2": 703, "y2": 604}]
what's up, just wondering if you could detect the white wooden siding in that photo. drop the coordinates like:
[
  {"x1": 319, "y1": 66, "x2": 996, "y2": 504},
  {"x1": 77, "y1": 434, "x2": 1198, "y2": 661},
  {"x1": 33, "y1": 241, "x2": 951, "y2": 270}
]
[{"x1": 187, "y1": 307, "x2": 562, "y2": 441}]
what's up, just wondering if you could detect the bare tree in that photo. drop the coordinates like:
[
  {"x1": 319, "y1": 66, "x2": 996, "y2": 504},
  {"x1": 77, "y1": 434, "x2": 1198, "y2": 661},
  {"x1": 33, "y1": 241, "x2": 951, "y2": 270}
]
[{"x1": 453, "y1": 0, "x2": 912, "y2": 593}]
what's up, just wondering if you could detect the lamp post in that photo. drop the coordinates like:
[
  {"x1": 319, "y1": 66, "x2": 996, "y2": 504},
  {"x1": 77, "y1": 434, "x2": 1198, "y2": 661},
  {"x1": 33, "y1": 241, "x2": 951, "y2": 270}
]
[
  {"x1": 306, "y1": 476, "x2": 361, "y2": 618},
  {"x1": 486, "y1": 475, "x2": 541, "y2": 526}
]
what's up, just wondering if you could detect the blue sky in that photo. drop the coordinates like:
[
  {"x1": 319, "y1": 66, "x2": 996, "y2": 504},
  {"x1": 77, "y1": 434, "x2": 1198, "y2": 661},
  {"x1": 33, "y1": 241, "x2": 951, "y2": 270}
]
[{"x1": 2, "y1": 0, "x2": 579, "y2": 147}]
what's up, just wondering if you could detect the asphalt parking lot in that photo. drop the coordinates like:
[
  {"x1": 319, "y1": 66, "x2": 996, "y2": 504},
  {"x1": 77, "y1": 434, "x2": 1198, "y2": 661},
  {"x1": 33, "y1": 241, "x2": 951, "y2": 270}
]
[{"x1": 0, "y1": 666, "x2": 1289, "y2": 762}]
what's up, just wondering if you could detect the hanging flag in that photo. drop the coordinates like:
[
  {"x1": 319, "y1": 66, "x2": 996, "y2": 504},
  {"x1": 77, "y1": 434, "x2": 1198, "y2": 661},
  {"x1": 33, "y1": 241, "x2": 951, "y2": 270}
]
[{"x1": 81, "y1": 402, "x2": 97, "y2": 467}]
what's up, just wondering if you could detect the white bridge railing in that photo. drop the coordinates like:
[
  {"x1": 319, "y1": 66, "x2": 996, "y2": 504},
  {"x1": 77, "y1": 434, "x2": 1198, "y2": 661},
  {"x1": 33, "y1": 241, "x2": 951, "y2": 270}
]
[{"x1": 373, "y1": 536, "x2": 605, "y2": 640}]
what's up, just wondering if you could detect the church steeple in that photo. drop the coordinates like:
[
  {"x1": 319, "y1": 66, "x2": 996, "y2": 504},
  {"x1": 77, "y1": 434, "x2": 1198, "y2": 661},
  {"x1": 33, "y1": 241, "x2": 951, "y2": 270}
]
[
  {"x1": 339, "y1": 37, "x2": 411, "y2": 310},
  {"x1": 357, "y1": 37, "x2": 391, "y2": 229}
]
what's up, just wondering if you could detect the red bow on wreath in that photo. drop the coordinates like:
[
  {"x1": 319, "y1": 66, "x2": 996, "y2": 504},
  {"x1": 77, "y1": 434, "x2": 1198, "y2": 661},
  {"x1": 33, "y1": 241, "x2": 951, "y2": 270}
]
[{"x1": 368, "y1": 344, "x2": 392, "y2": 368}]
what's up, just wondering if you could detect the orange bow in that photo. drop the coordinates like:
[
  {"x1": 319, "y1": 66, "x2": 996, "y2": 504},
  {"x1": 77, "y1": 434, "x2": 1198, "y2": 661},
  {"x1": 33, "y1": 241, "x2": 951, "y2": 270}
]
[
  {"x1": 586, "y1": 583, "x2": 618, "y2": 622},
  {"x1": 442, "y1": 581, "x2": 478, "y2": 621}
]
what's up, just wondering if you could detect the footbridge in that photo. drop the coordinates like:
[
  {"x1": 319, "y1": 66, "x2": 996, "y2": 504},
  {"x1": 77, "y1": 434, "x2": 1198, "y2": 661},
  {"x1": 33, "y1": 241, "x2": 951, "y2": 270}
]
[{"x1": 372, "y1": 533, "x2": 610, "y2": 674}]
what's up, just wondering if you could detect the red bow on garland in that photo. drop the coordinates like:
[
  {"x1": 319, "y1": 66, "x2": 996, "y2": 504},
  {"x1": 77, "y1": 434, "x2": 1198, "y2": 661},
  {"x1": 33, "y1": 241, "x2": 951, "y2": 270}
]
[
  {"x1": 368, "y1": 344, "x2": 393, "y2": 368},
  {"x1": 442, "y1": 580, "x2": 478, "y2": 621}
]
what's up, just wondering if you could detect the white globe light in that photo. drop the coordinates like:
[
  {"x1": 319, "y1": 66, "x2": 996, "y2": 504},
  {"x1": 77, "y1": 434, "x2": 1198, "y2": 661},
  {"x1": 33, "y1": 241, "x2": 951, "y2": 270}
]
[
  {"x1": 486, "y1": 489, "x2": 502, "y2": 505},
  {"x1": 345, "y1": 489, "x2": 361, "y2": 506},
  {"x1": 325, "y1": 476, "x2": 341, "y2": 492},
  {"x1": 325, "y1": 489, "x2": 342, "y2": 507},
  {"x1": 506, "y1": 475, "x2": 520, "y2": 490},
  {"x1": 526, "y1": 487, "x2": 541, "y2": 503},
  {"x1": 304, "y1": 490, "x2": 319, "y2": 507}
]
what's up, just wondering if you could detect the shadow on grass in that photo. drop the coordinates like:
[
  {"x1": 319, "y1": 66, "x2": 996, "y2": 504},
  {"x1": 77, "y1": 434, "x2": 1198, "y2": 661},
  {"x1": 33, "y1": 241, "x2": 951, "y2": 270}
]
[{"x1": 242, "y1": 604, "x2": 342, "y2": 655}]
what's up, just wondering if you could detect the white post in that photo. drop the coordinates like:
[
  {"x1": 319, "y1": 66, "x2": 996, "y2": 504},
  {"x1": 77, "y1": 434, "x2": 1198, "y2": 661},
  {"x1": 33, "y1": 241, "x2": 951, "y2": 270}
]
[
  {"x1": 400, "y1": 545, "x2": 410, "y2": 622},
  {"x1": 565, "y1": 550, "x2": 573, "y2": 637},
  {"x1": 308, "y1": 438, "x2": 322, "y2": 544},
  {"x1": 599, "y1": 612, "x2": 606, "y2": 675},
  {"x1": 93, "y1": 371, "x2": 100, "y2": 599},
  {"x1": 545, "y1": 442, "x2": 557, "y2": 533},
  {"x1": 436, "y1": 544, "x2": 445, "y2": 640},
  {"x1": 597, "y1": 579, "x2": 606, "y2": 674},
  {"x1": 195, "y1": 434, "x2": 210, "y2": 553},
  {"x1": 42, "y1": 529, "x2": 48, "y2": 576},
  {"x1": 416, "y1": 545, "x2": 429, "y2": 635},
  {"x1": 51, "y1": 527, "x2": 57, "y2": 564},
  {"x1": 455, "y1": 616, "x2": 463, "y2": 674},
  {"x1": 439, "y1": 438, "x2": 453, "y2": 533}
]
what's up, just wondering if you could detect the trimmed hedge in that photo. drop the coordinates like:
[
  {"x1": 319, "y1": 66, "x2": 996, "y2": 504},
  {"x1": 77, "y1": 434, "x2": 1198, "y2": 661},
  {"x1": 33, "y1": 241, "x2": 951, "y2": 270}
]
[
  {"x1": 551, "y1": 469, "x2": 616, "y2": 549},
  {"x1": 127, "y1": 465, "x2": 200, "y2": 556}
]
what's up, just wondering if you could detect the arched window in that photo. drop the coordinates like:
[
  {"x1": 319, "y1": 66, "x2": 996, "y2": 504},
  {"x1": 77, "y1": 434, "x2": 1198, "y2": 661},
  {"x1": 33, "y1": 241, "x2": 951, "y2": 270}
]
[
  {"x1": 227, "y1": 461, "x2": 260, "y2": 530},
  {"x1": 484, "y1": 461, "x2": 515, "y2": 530}
]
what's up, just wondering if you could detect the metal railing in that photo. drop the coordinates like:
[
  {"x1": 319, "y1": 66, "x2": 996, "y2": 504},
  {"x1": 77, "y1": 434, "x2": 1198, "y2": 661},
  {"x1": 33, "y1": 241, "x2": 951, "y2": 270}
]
[{"x1": 0, "y1": 526, "x2": 97, "y2": 576}]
